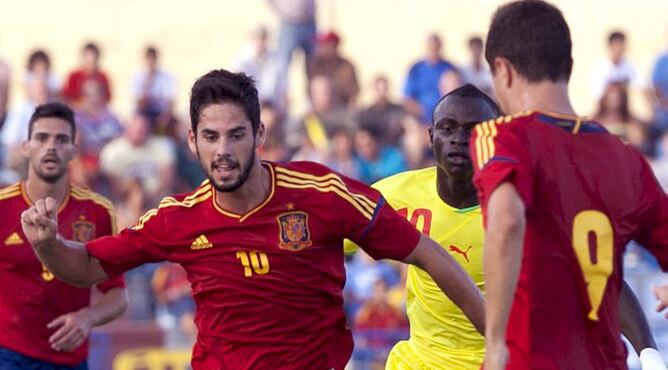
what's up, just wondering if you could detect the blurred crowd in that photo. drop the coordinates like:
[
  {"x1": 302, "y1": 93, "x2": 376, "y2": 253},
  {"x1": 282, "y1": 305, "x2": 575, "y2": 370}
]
[{"x1": 1, "y1": 0, "x2": 668, "y2": 367}]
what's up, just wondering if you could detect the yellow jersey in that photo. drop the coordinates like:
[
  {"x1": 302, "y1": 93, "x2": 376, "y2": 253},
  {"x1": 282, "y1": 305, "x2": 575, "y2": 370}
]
[{"x1": 345, "y1": 167, "x2": 485, "y2": 369}]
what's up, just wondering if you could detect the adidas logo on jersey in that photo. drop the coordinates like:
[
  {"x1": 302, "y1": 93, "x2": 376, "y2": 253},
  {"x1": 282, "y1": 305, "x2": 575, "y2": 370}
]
[
  {"x1": 4, "y1": 232, "x2": 24, "y2": 246},
  {"x1": 191, "y1": 235, "x2": 213, "y2": 250}
]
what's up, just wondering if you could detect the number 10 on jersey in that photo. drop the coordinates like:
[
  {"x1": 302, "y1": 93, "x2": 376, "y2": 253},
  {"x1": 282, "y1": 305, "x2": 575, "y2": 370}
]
[{"x1": 236, "y1": 251, "x2": 270, "y2": 277}]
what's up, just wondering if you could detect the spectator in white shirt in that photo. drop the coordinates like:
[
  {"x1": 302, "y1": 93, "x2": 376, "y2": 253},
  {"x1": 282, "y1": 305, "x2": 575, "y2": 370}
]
[
  {"x1": 591, "y1": 31, "x2": 644, "y2": 100},
  {"x1": 460, "y1": 36, "x2": 494, "y2": 98},
  {"x1": 131, "y1": 46, "x2": 176, "y2": 133}
]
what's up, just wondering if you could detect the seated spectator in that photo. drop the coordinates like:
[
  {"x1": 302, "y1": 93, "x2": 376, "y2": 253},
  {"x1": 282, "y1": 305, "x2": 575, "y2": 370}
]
[
  {"x1": 75, "y1": 78, "x2": 123, "y2": 188},
  {"x1": 439, "y1": 68, "x2": 463, "y2": 96},
  {"x1": 258, "y1": 101, "x2": 289, "y2": 161},
  {"x1": 357, "y1": 75, "x2": 406, "y2": 147},
  {"x1": 0, "y1": 54, "x2": 9, "y2": 130},
  {"x1": 592, "y1": 83, "x2": 644, "y2": 135},
  {"x1": 327, "y1": 128, "x2": 360, "y2": 180},
  {"x1": 354, "y1": 127, "x2": 407, "y2": 184},
  {"x1": 344, "y1": 250, "x2": 401, "y2": 318},
  {"x1": 460, "y1": 36, "x2": 494, "y2": 98},
  {"x1": 132, "y1": 46, "x2": 177, "y2": 134},
  {"x1": 173, "y1": 118, "x2": 206, "y2": 193},
  {"x1": 61, "y1": 42, "x2": 112, "y2": 105},
  {"x1": 99, "y1": 113, "x2": 175, "y2": 206},
  {"x1": 234, "y1": 26, "x2": 288, "y2": 113},
  {"x1": 23, "y1": 49, "x2": 59, "y2": 98},
  {"x1": 403, "y1": 33, "x2": 457, "y2": 124},
  {"x1": 306, "y1": 31, "x2": 360, "y2": 108},
  {"x1": 591, "y1": 31, "x2": 644, "y2": 100}
]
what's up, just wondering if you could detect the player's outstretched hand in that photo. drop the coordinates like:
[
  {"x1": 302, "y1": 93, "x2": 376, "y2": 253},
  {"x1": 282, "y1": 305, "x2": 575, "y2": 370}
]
[
  {"x1": 654, "y1": 284, "x2": 668, "y2": 318},
  {"x1": 47, "y1": 309, "x2": 93, "y2": 352},
  {"x1": 20, "y1": 197, "x2": 58, "y2": 247}
]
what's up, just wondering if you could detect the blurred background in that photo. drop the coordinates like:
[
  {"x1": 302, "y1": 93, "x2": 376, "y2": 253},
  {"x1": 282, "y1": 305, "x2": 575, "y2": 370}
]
[{"x1": 0, "y1": 0, "x2": 667, "y2": 369}]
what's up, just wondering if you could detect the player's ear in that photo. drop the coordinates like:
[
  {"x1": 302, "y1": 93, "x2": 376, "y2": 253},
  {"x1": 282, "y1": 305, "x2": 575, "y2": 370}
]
[
  {"x1": 255, "y1": 122, "x2": 266, "y2": 147},
  {"x1": 21, "y1": 139, "x2": 30, "y2": 159},
  {"x1": 493, "y1": 57, "x2": 513, "y2": 89},
  {"x1": 187, "y1": 128, "x2": 197, "y2": 155},
  {"x1": 428, "y1": 126, "x2": 434, "y2": 149}
]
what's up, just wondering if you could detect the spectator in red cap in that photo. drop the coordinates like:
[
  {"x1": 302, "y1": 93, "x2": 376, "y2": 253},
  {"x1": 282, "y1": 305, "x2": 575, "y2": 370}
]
[{"x1": 307, "y1": 31, "x2": 360, "y2": 109}]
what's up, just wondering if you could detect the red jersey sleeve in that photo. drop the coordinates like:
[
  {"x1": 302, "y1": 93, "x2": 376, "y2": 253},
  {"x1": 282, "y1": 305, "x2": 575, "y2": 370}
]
[
  {"x1": 86, "y1": 206, "x2": 168, "y2": 278},
  {"x1": 92, "y1": 201, "x2": 125, "y2": 292},
  {"x1": 338, "y1": 174, "x2": 421, "y2": 261},
  {"x1": 633, "y1": 157, "x2": 668, "y2": 270},
  {"x1": 471, "y1": 119, "x2": 534, "y2": 211}
]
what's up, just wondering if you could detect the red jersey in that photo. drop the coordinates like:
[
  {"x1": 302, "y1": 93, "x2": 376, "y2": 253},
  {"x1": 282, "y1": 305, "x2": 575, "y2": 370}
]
[
  {"x1": 86, "y1": 161, "x2": 421, "y2": 370},
  {"x1": 0, "y1": 182, "x2": 124, "y2": 366},
  {"x1": 471, "y1": 111, "x2": 668, "y2": 370}
]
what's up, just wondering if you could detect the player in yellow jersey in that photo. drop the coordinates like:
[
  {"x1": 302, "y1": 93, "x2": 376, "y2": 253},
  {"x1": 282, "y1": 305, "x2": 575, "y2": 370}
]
[{"x1": 345, "y1": 84, "x2": 662, "y2": 369}]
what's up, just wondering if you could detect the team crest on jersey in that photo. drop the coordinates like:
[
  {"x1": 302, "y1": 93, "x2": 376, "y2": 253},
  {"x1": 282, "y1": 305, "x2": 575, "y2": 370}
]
[
  {"x1": 277, "y1": 211, "x2": 313, "y2": 251},
  {"x1": 72, "y1": 218, "x2": 96, "y2": 242}
]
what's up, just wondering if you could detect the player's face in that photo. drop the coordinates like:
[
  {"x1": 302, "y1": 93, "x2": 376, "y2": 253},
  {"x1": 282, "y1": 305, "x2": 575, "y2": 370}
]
[
  {"x1": 430, "y1": 96, "x2": 498, "y2": 179},
  {"x1": 189, "y1": 102, "x2": 265, "y2": 193},
  {"x1": 23, "y1": 118, "x2": 75, "y2": 183}
]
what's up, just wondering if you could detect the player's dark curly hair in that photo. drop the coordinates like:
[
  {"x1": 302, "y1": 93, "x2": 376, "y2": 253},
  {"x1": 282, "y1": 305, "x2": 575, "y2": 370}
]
[
  {"x1": 189, "y1": 69, "x2": 260, "y2": 135},
  {"x1": 28, "y1": 102, "x2": 76, "y2": 140},
  {"x1": 485, "y1": 0, "x2": 573, "y2": 82}
]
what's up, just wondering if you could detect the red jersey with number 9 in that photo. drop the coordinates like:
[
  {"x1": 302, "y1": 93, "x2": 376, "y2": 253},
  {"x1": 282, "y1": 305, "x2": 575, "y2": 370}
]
[
  {"x1": 470, "y1": 111, "x2": 668, "y2": 370},
  {"x1": 85, "y1": 161, "x2": 421, "y2": 370}
]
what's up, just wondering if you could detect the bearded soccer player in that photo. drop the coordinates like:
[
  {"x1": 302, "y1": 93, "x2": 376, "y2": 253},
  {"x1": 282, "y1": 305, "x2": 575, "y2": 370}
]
[
  {"x1": 472, "y1": 1, "x2": 668, "y2": 369},
  {"x1": 0, "y1": 102, "x2": 127, "y2": 370},
  {"x1": 21, "y1": 70, "x2": 484, "y2": 369}
]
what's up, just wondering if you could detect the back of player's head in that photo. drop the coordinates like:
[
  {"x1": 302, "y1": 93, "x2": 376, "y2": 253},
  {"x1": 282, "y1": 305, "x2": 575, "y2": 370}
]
[
  {"x1": 28, "y1": 102, "x2": 76, "y2": 140},
  {"x1": 608, "y1": 31, "x2": 626, "y2": 45},
  {"x1": 189, "y1": 69, "x2": 260, "y2": 135},
  {"x1": 485, "y1": 0, "x2": 573, "y2": 83},
  {"x1": 432, "y1": 83, "x2": 501, "y2": 124}
]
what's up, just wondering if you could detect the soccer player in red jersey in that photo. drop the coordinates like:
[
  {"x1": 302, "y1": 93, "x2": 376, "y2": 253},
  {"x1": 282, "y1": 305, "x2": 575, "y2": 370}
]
[
  {"x1": 0, "y1": 102, "x2": 127, "y2": 369},
  {"x1": 470, "y1": 1, "x2": 668, "y2": 370},
  {"x1": 21, "y1": 70, "x2": 485, "y2": 370}
]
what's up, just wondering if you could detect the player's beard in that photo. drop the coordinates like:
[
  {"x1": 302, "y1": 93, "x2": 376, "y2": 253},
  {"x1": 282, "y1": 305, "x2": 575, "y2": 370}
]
[
  {"x1": 206, "y1": 143, "x2": 256, "y2": 193},
  {"x1": 33, "y1": 157, "x2": 66, "y2": 184}
]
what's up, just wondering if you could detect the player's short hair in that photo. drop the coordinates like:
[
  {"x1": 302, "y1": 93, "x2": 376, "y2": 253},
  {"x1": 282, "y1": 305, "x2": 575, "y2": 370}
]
[
  {"x1": 432, "y1": 84, "x2": 501, "y2": 124},
  {"x1": 485, "y1": 0, "x2": 573, "y2": 82},
  {"x1": 27, "y1": 49, "x2": 50, "y2": 72},
  {"x1": 189, "y1": 69, "x2": 260, "y2": 135},
  {"x1": 83, "y1": 42, "x2": 100, "y2": 58},
  {"x1": 608, "y1": 31, "x2": 626, "y2": 45},
  {"x1": 28, "y1": 102, "x2": 76, "y2": 140}
]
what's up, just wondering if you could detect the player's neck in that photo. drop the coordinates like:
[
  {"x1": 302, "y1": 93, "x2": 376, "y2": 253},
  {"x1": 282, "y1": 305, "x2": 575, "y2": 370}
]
[
  {"x1": 516, "y1": 80, "x2": 576, "y2": 117},
  {"x1": 23, "y1": 174, "x2": 69, "y2": 206},
  {"x1": 214, "y1": 160, "x2": 270, "y2": 215},
  {"x1": 436, "y1": 168, "x2": 478, "y2": 209}
]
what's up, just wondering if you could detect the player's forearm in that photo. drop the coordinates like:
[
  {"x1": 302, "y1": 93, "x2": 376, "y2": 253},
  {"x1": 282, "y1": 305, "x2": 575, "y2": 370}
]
[
  {"x1": 405, "y1": 234, "x2": 485, "y2": 334},
  {"x1": 32, "y1": 236, "x2": 108, "y2": 287},
  {"x1": 81, "y1": 288, "x2": 128, "y2": 328},
  {"x1": 484, "y1": 183, "x2": 526, "y2": 343},
  {"x1": 619, "y1": 280, "x2": 657, "y2": 353}
]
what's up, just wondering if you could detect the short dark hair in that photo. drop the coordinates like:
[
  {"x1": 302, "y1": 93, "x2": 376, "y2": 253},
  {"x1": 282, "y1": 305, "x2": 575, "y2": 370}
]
[
  {"x1": 433, "y1": 83, "x2": 501, "y2": 124},
  {"x1": 27, "y1": 49, "x2": 50, "y2": 72},
  {"x1": 468, "y1": 36, "x2": 483, "y2": 48},
  {"x1": 28, "y1": 102, "x2": 76, "y2": 140},
  {"x1": 485, "y1": 0, "x2": 573, "y2": 82},
  {"x1": 83, "y1": 42, "x2": 100, "y2": 58},
  {"x1": 189, "y1": 69, "x2": 260, "y2": 135},
  {"x1": 145, "y1": 46, "x2": 158, "y2": 59},
  {"x1": 608, "y1": 31, "x2": 626, "y2": 45}
]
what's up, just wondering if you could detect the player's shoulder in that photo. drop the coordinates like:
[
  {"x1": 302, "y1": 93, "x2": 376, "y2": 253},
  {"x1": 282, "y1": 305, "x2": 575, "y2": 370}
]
[
  {"x1": 0, "y1": 182, "x2": 22, "y2": 203},
  {"x1": 272, "y1": 160, "x2": 340, "y2": 178},
  {"x1": 157, "y1": 179, "x2": 213, "y2": 212},
  {"x1": 373, "y1": 167, "x2": 435, "y2": 193},
  {"x1": 69, "y1": 184, "x2": 115, "y2": 212}
]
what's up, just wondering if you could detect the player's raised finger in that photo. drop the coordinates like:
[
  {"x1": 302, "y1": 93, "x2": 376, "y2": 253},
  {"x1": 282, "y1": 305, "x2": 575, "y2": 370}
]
[
  {"x1": 34, "y1": 199, "x2": 47, "y2": 217},
  {"x1": 45, "y1": 197, "x2": 57, "y2": 218}
]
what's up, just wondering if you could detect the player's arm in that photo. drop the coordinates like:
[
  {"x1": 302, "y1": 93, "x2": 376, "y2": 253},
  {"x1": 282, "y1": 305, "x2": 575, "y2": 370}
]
[
  {"x1": 483, "y1": 182, "x2": 526, "y2": 370},
  {"x1": 403, "y1": 234, "x2": 485, "y2": 334},
  {"x1": 47, "y1": 287, "x2": 128, "y2": 352},
  {"x1": 21, "y1": 197, "x2": 109, "y2": 287},
  {"x1": 620, "y1": 280, "x2": 657, "y2": 353}
]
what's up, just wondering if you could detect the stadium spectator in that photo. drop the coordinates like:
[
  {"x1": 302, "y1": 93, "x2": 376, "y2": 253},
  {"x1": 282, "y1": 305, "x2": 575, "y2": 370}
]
[
  {"x1": 460, "y1": 36, "x2": 494, "y2": 98},
  {"x1": 74, "y1": 78, "x2": 123, "y2": 189},
  {"x1": 403, "y1": 33, "x2": 457, "y2": 124},
  {"x1": 344, "y1": 250, "x2": 401, "y2": 319},
  {"x1": 354, "y1": 126, "x2": 407, "y2": 184},
  {"x1": 438, "y1": 68, "x2": 463, "y2": 96},
  {"x1": 306, "y1": 31, "x2": 360, "y2": 108},
  {"x1": 234, "y1": 26, "x2": 288, "y2": 113},
  {"x1": 23, "y1": 49, "x2": 59, "y2": 98},
  {"x1": 326, "y1": 128, "x2": 360, "y2": 179},
  {"x1": 267, "y1": 0, "x2": 316, "y2": 66},
  {"x1": 61, "y1": 42, "x2": 112, "y2": 105},
  {"x1": 258, "y1": 101, "x2": 289, "y2": 161},
  {"x1": 0, "y1": 55, "x2": 8, "y2": 130},
  {"x1": 357, "y1": 75, "x2": 406, "y2": 147},
  {"x1": 99, "y1": 113, "x2": 175, "y2": 206},
  {"x1": 592, "y1": 83, "x2": 644, "y2": 137},
  {"x1": 591, "y1": 30, "x2": 644, "y2": 100},
  {"x1": 132, "y1": 46, "x2": 177, "y2": 134},
  {"x1": 152, "y1": 263, "x2": 196, "y2": 348},
  {"x1": 651, "y1": 32, "x2": 668, "y2": 132}
]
